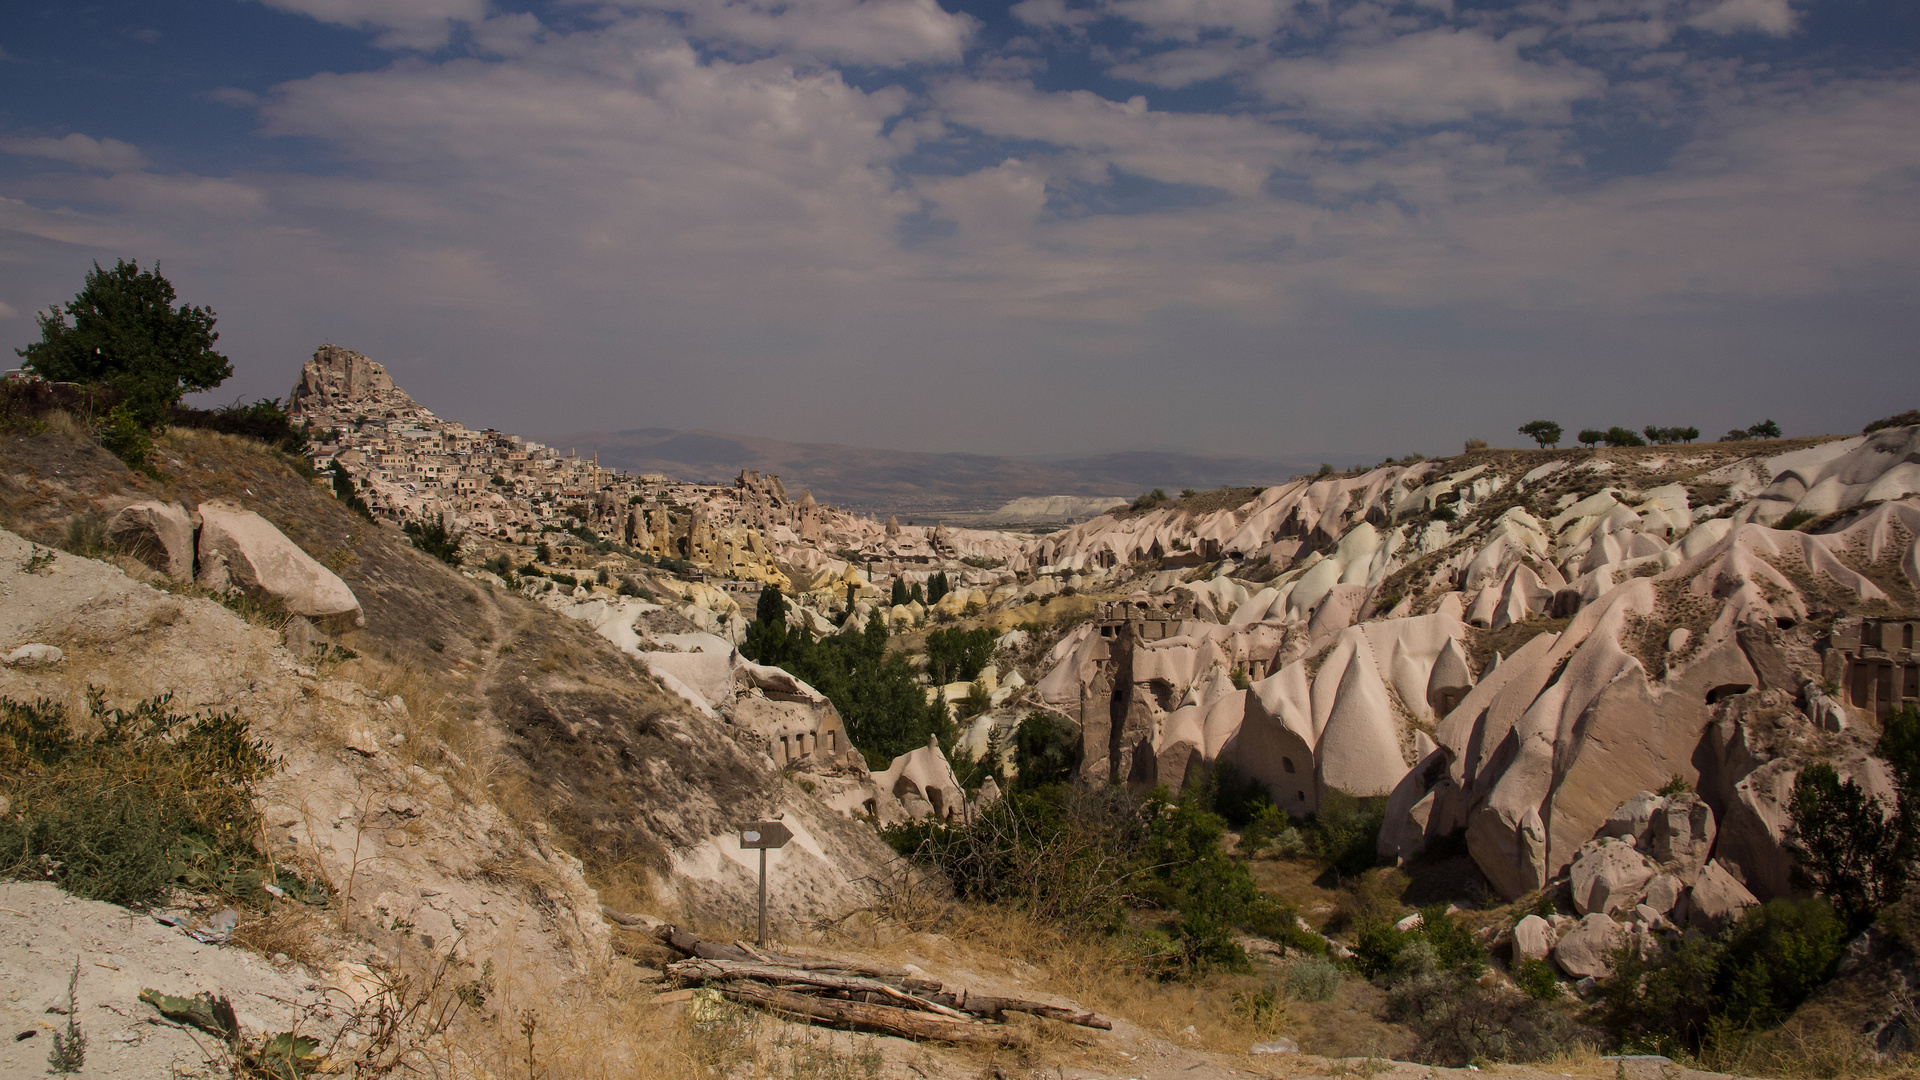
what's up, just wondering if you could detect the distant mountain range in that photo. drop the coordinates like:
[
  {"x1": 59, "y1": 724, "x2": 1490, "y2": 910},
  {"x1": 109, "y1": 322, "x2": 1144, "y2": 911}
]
[{"x1": 538, "y1": 427, "x2": 1313, "y2": 517}]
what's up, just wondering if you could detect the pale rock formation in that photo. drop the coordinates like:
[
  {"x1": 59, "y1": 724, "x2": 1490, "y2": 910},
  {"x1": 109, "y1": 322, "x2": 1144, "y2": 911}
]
[
  {"x1": 1568, "y1": 839, "x2": 1660, "y2": 916},
  {"x1": 1553, "y1": 913, "x2": 1625, "y2": 979},
  {"x1": 194, "y1": 501, "x2": 365, "y2": 631},
  {"x1": 1643, "y1": 874, "x2": 1684, "y2": 916},
  {"x1": 4, "y1": 643, "x2": 63, "y2": 667},
  {"x1": 107, "y1": 500, "x2": 196, "y2": 582},
  {"x1": 1687, "y1": 860, "x2": 1759, "y2": 931},
  {"x1": 872, "y1": 737, "x2": 966, "y2": 822},
  {"x1": 1426, "y1": 637, "x2": 1474, "y2": 717},
  {"x1": 1512, "y1": 914, "x2": 1551, "y2": 962}
]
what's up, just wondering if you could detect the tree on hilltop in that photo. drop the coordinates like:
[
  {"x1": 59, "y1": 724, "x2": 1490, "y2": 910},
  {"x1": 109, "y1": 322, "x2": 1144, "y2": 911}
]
[
  {"x1": 17, "y1": 259, "x2": 232, "y2": 427},
  {"x1": 1748, "y1": 419, "x2": 1783, "y2": 439},
  {"x1": 1603, "y1": 426, "x2": 1647, "y2": 447},
  {"x1": 1577, "y1": 428, "x2": 1604, "y2": 448},
  {"x1": 1518, "y1": 420, "x2": 1562, "y2": 448}
]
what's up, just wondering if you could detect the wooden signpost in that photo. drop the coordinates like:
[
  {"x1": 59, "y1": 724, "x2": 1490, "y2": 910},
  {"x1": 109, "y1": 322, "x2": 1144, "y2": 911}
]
[{"x1": 740, "y1": 820, "x2": 793, "y2": 946}]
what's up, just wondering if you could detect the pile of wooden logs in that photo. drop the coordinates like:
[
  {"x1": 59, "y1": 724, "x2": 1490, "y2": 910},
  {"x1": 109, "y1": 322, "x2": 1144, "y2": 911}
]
[{"x1": 654, "y1": 927, "x2": 1111, "y2": 1049}]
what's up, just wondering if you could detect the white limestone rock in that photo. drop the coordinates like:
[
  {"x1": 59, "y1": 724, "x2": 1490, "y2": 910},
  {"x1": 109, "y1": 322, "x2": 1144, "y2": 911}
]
[
  {"x1": 1553, "y1": 913, "x2": 1625, "y2": 980},
  {"x1": 1569, "y1": 838, "x2": 1659, "y2": 916},
  {"x1": 194, "y1": 501, "x2": 365, "y2": 631},
  {"x1": 1687, "y1": 860, "x2": 1759, "y2": 931},
  {"x1": 106, "y1": 500, "x2": 197, "y2": 582},
  {"x1": 4, "y1": 643, "x2": 64, "y2": 667},
  {"x1": 1512, "y1": 914, "x2": 1551, "y2": 962}
]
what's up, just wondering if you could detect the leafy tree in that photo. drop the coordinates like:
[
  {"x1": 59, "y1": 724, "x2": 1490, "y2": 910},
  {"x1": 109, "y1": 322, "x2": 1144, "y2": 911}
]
[
  {"x1": 745, "y1": 607, "x2": 945, "y2": 767},
  {"x1": 926, "y1": 571, "x2": 951, "y2": 605},
  {"x1": 1747, "y1": 419, "x2": 1783, "y2": 439},
  {"x1": 1012, "y1": 712, "x2": 1078, "y2": 790},
  {"x1": 1675, "y1": 426, "x2": 1700, "y2": 443},
  {"x1": 1787, "y1": 761, "x2": 1905, "y2": 930},
  {"x1": 17, "y1": 260, "x2": 233, "y2": 426},
  {"x1": 743, "y1": 585, "x2": 792, "y2": 664},
  {"x1": 1577, "y1": 428, "x2": 1604, "y2": 448},
  {"x1": 890, "y1": 577, "x2": 910, "y2": 607},
  {"x1": 1132, "y1": 488, "x2": 1169, "y2": 510},
  {"x1": 403, "y1": 515, "x2": 464, "y2": 565},
  {"x1": 910, "y1": 582, "x2": 925, "y2": 605},
  {"x1": 925, "y1": 626, "x2": 996, "y2": 685},
  {"x1": 1603, "y1": 426, "x2": 1648, "y2": 447},
  {"x1": 1517, "y1": 420, "x2": 1562, "y2": 448}
]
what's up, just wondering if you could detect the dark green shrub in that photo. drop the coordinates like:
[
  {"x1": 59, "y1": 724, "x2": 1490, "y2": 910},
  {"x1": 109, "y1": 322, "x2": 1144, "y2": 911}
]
[
  {"x1": 924, "y1": 627, "x2": 996, "y2": 685},
  {"x1": 97, "y1": 403, "x2": 154, "y2": 472},
  {"x1": 1131, "y1": 488, "x2": 1169, "y2": 511},
  {"x1": 329, "y1": 462, "x2": 373, "y2": 519},
  {"x1": 0, "y1": 689, "x2": 286, "y2": 906},
  {"x1": 1787, "y1": 762, "x2": 1904, "y2": 930},
  {"x1": 1012, "y1": 712, "x2": 1078, "y2": 791},
  {"x1": 1303, "y1": 790, "x2": 1387, "y2": 876},
  {"x1": 1865, "y1": 410, "x2": 1920, "y2": 434},
  {"x1": 403, "y1": 515, "x2": 463, "y2": 566},
  {"x1": 1512, "y1": 957, "x2": 1560, "y2": 1000}
]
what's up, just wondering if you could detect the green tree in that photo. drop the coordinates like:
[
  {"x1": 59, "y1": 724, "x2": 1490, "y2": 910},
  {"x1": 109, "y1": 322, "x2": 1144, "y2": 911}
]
[
  {"x1": 1577, "y1": 428, "x2": 1604, "y2": 448},
  {"x1": 17, "y1": 260, "x2": 232, "y2": 426},
  {"x1": 1747, "y1": 419, "x2": 1783, "y2": 439},
  {"x1": 1603, "y1": 426, "x2": 1648, "y2": 447},
  {"x1": 1517, "y1": 420, "x2": 1562, "y2": 448},
  {"x1": 1787, "y1": 761, "x2": 1905, "y2": 930},
  {"x1": 742, "y1": 585, "x2": 792, "y2": 665},
  {"x1": 1013, "y1": 712, "x2": 1078, "y2": 790},
  {"x1": 926, "y1": 571, "x2": 951, "y2": 605},
  {"x1": 890, "y1": 577, "x2": 910, "y2": 607}
]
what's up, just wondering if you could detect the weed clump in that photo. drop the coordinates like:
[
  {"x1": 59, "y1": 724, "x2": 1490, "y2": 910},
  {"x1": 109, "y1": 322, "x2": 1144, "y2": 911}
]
[{"x1": 0, "y1": 689, "x2": 287, "y2": 906}]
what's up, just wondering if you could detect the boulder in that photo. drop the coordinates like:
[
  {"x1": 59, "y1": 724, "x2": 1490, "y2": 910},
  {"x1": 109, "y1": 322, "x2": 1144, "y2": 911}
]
[
  {"x1": 1643, "y1": 874, "x2": 1683, "y2": 916},
  {"x1": 1714, "y1": 759, "x2": 1799, "y2": 900},
  {"x1": 1687, "y1": 860, "x2": 1759, "y2": 931},
  {"x1": 1650, "y1": 793, "x2": 1716, "y2": 877},
  {"x1": 4, "y1": 643, "x2": 64, "y2": 667},
  {"x1": 1602, "y1": 791, "x2": 1663, "y2": 841},
  {"x1": 107, "y1": 501, "x2": 196, "y2": 581},
  {"x1": 194, "y1": 501, "x2": 365, "y2": 631},
  {"x1": 1569, "y1": 838, "x2": 1659, "y2": 916},
  {"x1": 1553, "y1": 913, "x2": 1624, "y2": 980},
  {"x1": 1512, "y1": 914, "x2": 1551, "y2": 962}
]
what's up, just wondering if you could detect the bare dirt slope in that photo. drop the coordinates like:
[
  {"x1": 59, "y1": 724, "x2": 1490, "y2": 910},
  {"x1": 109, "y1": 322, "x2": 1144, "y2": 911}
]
[{"x1": 0, "y1": 424, "x2": 897, "y2": 928}]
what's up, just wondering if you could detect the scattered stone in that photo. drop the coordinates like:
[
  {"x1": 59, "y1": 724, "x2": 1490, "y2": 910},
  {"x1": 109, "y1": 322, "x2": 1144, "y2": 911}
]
[
  {"x1": 1252, "y1": 1038, "x2": 1299, "y2": 1055},
  {"x1": 3, "y1": 644, "x2": 62, "y2": 667}
]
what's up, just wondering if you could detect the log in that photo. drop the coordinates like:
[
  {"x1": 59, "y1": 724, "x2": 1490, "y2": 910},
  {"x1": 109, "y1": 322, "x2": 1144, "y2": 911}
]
[
  {"x1": 716, "y1": 981, "x2": 1030, "y2": 1049},
  {"x1": 934, "y1": 991, "x2": 1113, "y2": 1031},
  {"x1": 656, "y1": 927, "x2": 914, "y2": 979},
  {"x1": 669, "y1": 960, "x2": 970, "y2": 1020}
]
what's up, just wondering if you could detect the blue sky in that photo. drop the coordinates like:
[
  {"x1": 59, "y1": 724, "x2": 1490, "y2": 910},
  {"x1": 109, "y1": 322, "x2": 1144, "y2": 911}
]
[{"x1": 2, "y1": 0, "x2": 1916, "y2": 460}]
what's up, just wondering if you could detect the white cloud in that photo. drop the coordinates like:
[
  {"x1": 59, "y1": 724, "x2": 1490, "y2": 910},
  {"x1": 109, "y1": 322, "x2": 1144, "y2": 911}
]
[
  {"x1": 1105, "y1": 0, "x2": 1297, "y2": 42},
  {"x1": 252, "y1": 0, "x2": 487, "y2": 50},
  {"x1": 0, "y1": 133, "x2": 148, "y2": 172},
  {"x1": 1254, "y1": 29, "x2": 1606, "y2": 123},
  {"x1": 605, "y1": 0, "x2": 975, "y2": 66},
  {"x1": 0, "y1": 300, "x2": 17, "y2": 322},
  {"x1": 1010, "y1": 0, "x2": 1101, "y2": 33},
  {"x1": 1107, "y1": 42, "x2": 1259, "y2": 88},
  {"x1": 1688, "y1": 0, "x2": 1796, "y2": 36}
]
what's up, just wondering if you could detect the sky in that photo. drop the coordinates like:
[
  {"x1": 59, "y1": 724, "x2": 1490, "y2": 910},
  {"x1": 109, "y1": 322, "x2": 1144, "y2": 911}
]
[{"x1": 1, "y1": 0, "x2": 1916, "y2": 461}]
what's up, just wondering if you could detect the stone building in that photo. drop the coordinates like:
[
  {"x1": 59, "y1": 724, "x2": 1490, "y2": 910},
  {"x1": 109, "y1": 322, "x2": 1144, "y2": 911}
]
[{"x1": 1825, "y1": 616, "x2": 1920, "y2": 722}]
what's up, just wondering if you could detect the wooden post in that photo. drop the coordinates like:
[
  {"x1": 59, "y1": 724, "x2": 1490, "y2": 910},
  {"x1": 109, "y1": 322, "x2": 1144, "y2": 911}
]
[
  {"x1": 758, "y1": 846, "x2": 768, "y2": 947},
  {"x1": 740, "y1": 820, "x2": 792, "y2": 949}
]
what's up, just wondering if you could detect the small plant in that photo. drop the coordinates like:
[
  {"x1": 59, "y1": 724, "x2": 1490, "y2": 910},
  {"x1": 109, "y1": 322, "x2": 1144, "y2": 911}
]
[
  {"x1": 20, "y1": 544, "x2": 57, "y2": 574},
  {"x1": 1131, "y1": 488, "x2": 1169, "y2": 511},
  {"x1": 1512, "y1": 956, "x2": 1560, "y2": 1000},
  {"x1": 48, "y1": 958, "x2": 86, "y2": 1073},
  {"x1": 1657, "y1": 774, "x2": 1692, "y2": 796},
  {"x1": 1463, "y1": 437, "x2": 1489, "y2": 452},
  {"x1": 96, "y1": 402, "x2": 156, "y2": 473},
  {"x1": 60, "y1": 512, "x2": 109, "y2": 558},
  {"x1": 1285, "y1": 954, "x2": 1343, "y2": 1002},
  {"x1": 403, "y1": 514, "x2": 463, "y2": 566},
  {"x1": 1775, "y1": 509, "x2": 1817, "y2": 531}
]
